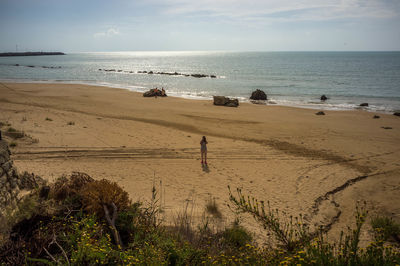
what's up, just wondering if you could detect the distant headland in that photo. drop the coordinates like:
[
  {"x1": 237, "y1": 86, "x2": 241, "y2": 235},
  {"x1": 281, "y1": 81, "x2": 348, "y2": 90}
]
[{"x1": 0, "y1": 52, "x2": 65, "y2": 57}]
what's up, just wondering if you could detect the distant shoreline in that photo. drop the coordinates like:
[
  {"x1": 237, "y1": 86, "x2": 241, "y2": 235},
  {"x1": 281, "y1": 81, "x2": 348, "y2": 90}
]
[{"x1": 0, "y1": 52, "x2": 65, "y2": 57}]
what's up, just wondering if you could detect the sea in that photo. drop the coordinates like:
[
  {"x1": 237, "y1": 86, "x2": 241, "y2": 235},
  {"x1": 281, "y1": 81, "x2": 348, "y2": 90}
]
[{"x1": 1, "y1": 51, "x2": 399, "y2": 113}]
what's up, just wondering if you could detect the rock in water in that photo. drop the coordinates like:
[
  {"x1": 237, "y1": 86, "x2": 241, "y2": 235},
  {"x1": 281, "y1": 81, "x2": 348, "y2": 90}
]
[
  {"x1": 360, "y1": 103, "x2": 369, "y2": 107},
  {"x1": 250, "y1": 89, "x2": 267, "y2": 100},
  {"x1": 320, "y1": 95, "x2": 328, "y2": 101}
]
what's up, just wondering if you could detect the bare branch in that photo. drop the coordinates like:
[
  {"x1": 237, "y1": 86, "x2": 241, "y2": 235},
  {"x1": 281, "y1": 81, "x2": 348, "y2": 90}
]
[
  {"x1": 103, "y1": 203, "x2": 123, "y2": 248},
  {"x1": 49, "y1": 233, "x2": 70, "y2": 266},
  {"x1": 43, "y1": 247, "x2": 57, "y2": 263}
]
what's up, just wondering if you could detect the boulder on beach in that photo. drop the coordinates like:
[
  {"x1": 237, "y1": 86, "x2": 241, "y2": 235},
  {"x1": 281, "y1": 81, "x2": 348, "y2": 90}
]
[
  {"x1": 226, "y1": 99, "x2": 239, "y2": 107},
  {"x1": 394, "y1": 112, "x2": 400, "y2": 117},
  {"x1": 213, "y1": 96, "x2": 239, "y2": 107},
  {"x1": 316, "y1": 111, "x2": 325, "y2": 115},
  {"x1": 320, "y1": 95, "x2": 328, "y2": 101},
  {"x1": 373, "y1": 115, "x2": 380, "y2": 119},
  {"x1": 250, "y1": 89, "x2": 267, "y2": 101},
  {"x1": 360, "y1": 103, "x2": 369, "y2": 107},
  {"x1": 143, "y1": 88, "x2": 167, "y2": 97},
  {"x1": 213, "y1": 96, "x2": 229, "y2": 106}
]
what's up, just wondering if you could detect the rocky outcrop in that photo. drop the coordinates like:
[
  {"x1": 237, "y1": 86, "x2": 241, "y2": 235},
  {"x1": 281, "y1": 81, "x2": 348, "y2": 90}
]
[
  {"x1": 0, "y1": 140, "x2": 44, "y2": 219},
  {"x1": 0, "y1": 52, "x2": 65, "y2": 57},
  {"x1": 320, "y1": 95, "x2": 328, "y2": 101},
  {"x1": 143, "y1": 88, "x2": 167, "y2": 97},
  {"x1": 250, "y1": 89, "x2": 267, "y2": 100},
  {"x1": 213, "y1": 96, "x2": 239, "y2": 107},
  {"x1": 360, "y1": 103, "x2": 369, "y2": 107},
  {"x1": 0, "y1": 140, "x2": 18, "y2": 212},
  {"x1": 98, "y1": 69, "x2": 218, "y2": 79}
]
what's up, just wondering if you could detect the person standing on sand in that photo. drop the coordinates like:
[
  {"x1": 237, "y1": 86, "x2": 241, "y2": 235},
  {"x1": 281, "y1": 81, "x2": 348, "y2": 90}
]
[{"x1": 200, "y1": 136, "x2": 208, "y2": 165}]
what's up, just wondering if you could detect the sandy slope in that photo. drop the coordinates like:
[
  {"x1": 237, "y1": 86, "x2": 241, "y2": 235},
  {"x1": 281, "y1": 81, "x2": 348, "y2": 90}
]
[{"x1": 1, "y1": 82, "x2": 399, "y2": 244}]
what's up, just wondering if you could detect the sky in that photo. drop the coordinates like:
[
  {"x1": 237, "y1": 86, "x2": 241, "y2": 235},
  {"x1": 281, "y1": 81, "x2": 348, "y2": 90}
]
[{"x1": 0, "y1": 0, "x2": 399, "y2": 52}]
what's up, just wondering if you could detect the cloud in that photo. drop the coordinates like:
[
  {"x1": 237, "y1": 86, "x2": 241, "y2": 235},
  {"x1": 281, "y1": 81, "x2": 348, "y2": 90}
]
[
  {"x1": 154, "y1": 0, "x2": 399, "y2": 22},
  {"x1": 94, "y1": 28, "x2": 120, "y2": 38}
]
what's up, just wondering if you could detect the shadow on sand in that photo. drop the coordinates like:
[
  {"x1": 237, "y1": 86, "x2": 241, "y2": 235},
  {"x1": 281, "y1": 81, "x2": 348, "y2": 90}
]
[{"x1": 202, "y1": 164, "x2": 210, "y2": 173}]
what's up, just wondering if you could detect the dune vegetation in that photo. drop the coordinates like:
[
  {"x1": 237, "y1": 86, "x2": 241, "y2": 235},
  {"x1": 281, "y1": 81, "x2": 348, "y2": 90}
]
[{"x1": 1, "y1": 172, "x2": 399, "y2": 265}]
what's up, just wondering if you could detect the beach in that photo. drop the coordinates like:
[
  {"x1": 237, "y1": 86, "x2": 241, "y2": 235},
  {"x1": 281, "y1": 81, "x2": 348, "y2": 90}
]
[{"x1": 1, "y1": 82, "x2": 399, "y2": 243}]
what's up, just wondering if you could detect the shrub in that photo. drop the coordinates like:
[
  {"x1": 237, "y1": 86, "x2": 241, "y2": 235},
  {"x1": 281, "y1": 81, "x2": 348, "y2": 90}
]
[
  {"x1": 371, "y1": 215, "x2": 400, "y2": 242},
  {"x1": 5, "y1": 127, "x2": 24, "y2": 139},
  {"x1": 51, "y1": 172, "x2": 94, "y2": 202},
  {"x1": 222, "y1": 224, "x2": 252, "y2": 248},
  {"x1": 229, "y1": 186, "x2": 310, "y2": 251},
  {"x1": 81, "y1": 179, "x2": 130, "y2": 217}
]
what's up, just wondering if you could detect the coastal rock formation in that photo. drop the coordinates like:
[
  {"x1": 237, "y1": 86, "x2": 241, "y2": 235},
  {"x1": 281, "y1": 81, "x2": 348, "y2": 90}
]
[
  {"x1": 213, "y1": 96, "x2": 239, "y2": 107},
  {"x1": 191, "y1": 74, "x2": 208, "y2": 78},
  {"x1": 98, "y1": 69, "x2": 217, "y2": 79},
  {"x1": 250, "y1": 89, "x2": 267, "y2": 100},
  {"x1": 394, "y1": 112, "x2": 400, "y2": 117},
  {"x1": 0, "y1": 140, "x2": 44, "y2": 219},
  {"x1": 226, "y1": 99, "x2": 239, "y2": 107},
  {"x1": 143, "y1": 88, "x2": 167, "y2": 97},
  {"x1": 0, "y1": 52, "x2": 65, "y2": 57},
  {"x1": 360, "y1": 103, "x2": 369, "y2": 107},
  {"x1": 320, "y1": 95, "x2": 328, "y2": 101}
]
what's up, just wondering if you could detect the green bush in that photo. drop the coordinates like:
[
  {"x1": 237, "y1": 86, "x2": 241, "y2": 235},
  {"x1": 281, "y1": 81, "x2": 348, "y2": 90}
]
[
  {"x1": 371, "y1": 215, "x2": 400, "y2": 242},
  {"x1": 222, "y1": 224, "x2": 252, "y2": 248},
  {"x1": 5, "y1": 127, "x2": 25, "y2": 139}
]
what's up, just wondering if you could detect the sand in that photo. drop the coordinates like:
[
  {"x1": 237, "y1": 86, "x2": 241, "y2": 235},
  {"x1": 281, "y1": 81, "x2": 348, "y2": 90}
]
[{"x1": 1, "y1": 82, "x2": 399, "y2": 243}]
